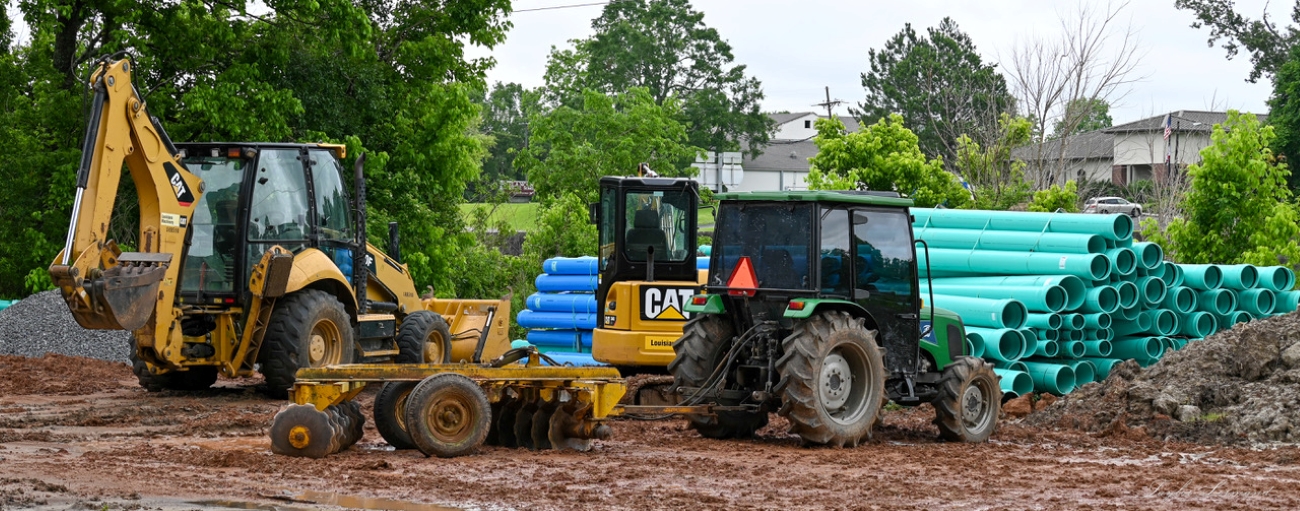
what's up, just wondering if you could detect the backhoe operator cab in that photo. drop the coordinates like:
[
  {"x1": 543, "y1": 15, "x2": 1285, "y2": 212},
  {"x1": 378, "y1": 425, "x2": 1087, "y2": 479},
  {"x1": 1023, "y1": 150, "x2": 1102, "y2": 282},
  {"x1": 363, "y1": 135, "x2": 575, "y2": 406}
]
[
  {"x1": 47, "y1": 55, "x2": 466, "y2": 397},
  {"x1": 591, "y1": 177, "x2": 703, "y2": 369},
  {"x1": 674, "y1": 191, "x2": 1001, "y2": 445}
]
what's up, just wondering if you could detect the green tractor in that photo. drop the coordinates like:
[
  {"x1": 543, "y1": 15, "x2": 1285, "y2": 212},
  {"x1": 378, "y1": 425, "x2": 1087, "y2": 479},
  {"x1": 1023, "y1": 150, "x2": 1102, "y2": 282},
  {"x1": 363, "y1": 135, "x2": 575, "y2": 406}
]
[{"x1": 675, "y1": 191, "x2": 1000, "y2": 445}]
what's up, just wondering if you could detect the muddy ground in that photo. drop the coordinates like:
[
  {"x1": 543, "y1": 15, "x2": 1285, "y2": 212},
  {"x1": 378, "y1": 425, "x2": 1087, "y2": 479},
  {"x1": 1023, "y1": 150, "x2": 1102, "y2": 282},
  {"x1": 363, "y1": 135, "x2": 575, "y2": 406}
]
[{"x1": 2, "y1": 354, "x2": 1300, "y2": 510}]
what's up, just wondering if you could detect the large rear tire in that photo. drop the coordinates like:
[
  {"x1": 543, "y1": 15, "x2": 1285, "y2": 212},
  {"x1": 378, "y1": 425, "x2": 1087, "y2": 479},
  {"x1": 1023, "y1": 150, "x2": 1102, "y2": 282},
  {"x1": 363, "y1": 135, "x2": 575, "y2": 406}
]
[
  {"x1": 403, "y1": 373, "x2": 492, "y2": 458},
  {"x1": 394, "y1": 311, "x2": 451, "y2": 364},
  {"x1": 668, "y1": 315, "x2": 768, "y2": 439},
  {"x1": 775, "y1": 311, "x2": 884, "y2": 447},
  {"x1": 933, "y1": 356, "x2": 1001, "y2": 442},
  {"x1": 259, "y1": 289, "x2": 355, "y2": 398},
  {"x1": 373, "y1": 381, "x2": 419, "y2": 449}
]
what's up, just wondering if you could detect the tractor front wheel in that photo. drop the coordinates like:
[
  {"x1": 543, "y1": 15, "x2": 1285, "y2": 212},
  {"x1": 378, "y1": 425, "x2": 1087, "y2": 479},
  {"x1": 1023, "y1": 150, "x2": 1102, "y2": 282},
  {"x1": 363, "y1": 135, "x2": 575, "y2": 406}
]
[
  {"x1": 394, "y1": 311, "x2": 451, "y2": 364},
  {"x1": 775, "y1": 311, "x2": 884, "y2": 447},
  {"x1": 668, "y1": 315, "x2": 769, "y2": 439},
  {"x1": 259, "y1": 289, "x2": 355, "y2": 398},
  {"x1": 933, "y1": 356, "x2": 1001, "y2": 442}
]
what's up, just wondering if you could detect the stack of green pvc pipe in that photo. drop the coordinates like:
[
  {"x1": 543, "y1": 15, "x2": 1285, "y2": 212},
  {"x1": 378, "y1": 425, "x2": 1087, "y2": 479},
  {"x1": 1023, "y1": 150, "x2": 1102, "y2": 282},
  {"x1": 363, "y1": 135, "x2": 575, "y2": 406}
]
[{"x1": 912, "y1": 208, "x2": 1299, "y2": 396}]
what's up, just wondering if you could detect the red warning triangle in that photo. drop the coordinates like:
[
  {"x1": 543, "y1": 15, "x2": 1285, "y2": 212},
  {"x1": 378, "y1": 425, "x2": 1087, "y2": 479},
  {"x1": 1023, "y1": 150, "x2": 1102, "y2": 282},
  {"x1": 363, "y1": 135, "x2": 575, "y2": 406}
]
[{"x1": 727, "y1": 256, "x2": 758, "y2": 296}]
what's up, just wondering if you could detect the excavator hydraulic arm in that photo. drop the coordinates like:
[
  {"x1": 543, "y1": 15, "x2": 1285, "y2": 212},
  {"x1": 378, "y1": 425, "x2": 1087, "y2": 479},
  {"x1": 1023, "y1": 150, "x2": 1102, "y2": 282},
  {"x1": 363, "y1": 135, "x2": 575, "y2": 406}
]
[{"x1": 48, "y1": 55, "x2": 202, "y2": 333}]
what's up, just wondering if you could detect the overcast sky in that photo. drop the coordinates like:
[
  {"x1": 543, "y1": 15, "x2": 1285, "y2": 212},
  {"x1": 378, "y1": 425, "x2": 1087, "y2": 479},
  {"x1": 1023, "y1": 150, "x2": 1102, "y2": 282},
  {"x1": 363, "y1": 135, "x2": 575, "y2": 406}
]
[{"x1": 469, "y1": 0, "x2": 1288, "y2": 124}]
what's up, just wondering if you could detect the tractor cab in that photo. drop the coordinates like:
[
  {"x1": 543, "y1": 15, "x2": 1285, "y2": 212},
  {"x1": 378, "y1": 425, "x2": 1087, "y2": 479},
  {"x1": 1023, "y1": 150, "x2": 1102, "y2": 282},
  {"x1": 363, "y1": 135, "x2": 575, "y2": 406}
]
[{"x1": 590, "y1": 176, "x2": 702, "y2": 369}]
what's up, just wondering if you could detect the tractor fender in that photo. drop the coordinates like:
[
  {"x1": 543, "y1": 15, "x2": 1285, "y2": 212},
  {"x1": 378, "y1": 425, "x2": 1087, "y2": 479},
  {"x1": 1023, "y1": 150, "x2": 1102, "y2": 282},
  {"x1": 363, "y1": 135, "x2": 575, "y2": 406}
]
[
  {"x1": 784, "y1": 298, "x2": 879, "y2": 332},
  {"x1": 284, "y1": 248, "x2": 359, "y2": 317}
]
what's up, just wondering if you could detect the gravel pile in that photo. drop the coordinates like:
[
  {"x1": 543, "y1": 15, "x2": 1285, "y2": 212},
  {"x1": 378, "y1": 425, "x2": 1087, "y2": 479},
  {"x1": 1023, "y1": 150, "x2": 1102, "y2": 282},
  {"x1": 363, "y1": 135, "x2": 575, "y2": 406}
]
[
  {"x1": 0, "y1": 290, "x2": 131, "y2": 362},
  {"x1": 1028, "y1": 310, "x2": 1300, "y2": 444}
]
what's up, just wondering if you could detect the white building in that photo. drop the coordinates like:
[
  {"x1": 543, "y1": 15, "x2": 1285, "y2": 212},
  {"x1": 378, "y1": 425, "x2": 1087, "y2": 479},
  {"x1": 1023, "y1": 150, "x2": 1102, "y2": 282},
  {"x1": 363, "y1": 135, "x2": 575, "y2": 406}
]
[{"x1": 692, "y1": 112, "x2": 860, "y2": 192}]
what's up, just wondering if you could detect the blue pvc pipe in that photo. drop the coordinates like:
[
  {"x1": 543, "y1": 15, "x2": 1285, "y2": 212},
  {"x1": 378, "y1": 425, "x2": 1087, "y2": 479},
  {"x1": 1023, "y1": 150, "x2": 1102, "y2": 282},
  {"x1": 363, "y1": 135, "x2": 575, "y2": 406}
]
[
  {"x1": 1035, "y1": 340, "x2": 1060, "y2": 358},
  {"x1": 918, "y1": 249, "x2": 1110, "y2": 280},
  {"x1": 1059, "y1": 339, "x2": 1085, "y2": 358},
  {"x1": 1117, "y1": 305, "x2": 1140, "y2": 320},
  {"x1": 930, "y1": 295, "x2": 1028, "y2": 329},
  {"x1": 922, "y1": 283, "x2": 1067, "y2": 313},
  {"x1": 1141, "y1": 309, "x2": 1178, "y2": 336},
  {"x1": 1137, "y1": 276, "x2": 1166, "y2": 306},
  {"x1": 1256, "y1": 266, "x2": 1296, "y2": 292},
  {"x1": 527, "y1": 329, "x2": 594, "y2": 349},
  {"x1": 1179, "y1": 264, "x2": 1224, "y2": 290},
  {"x1": 1062, "y1": 313, "x2": 1086, "y2": 330},
  {"x1": 966, "y1": 327, "x2": 1024, "y2": 362},
  {"x1": 542, "y1": 256, "x2": 599, "y2": 275},
  {"x1": 517, "y1": 310, "x2": 598, "y2": 330},
  {"x1": 1082, "y1": 312, "x2": 1112, "y2": 330},
  {"x1": 1163, "y1": 286, "x2": 1197, "y2": 314},
  {"x1": 1131, "y1": 242, "x2": 1164, "y2": 270},
  {"x1": 1035, "y1": 329, "x2": 1059, "y2": 341},
  {"x1": 1021, "y1": 361, "x2": 1076, "y2": 395},
  {"x1": 1197, "y1": 289, "x2": 1235, "y2": 315},
  {"x1": 525, "y1": 293, "x2": 598, "y2": 313},
  {"x1": 993, "y1": 369, "x2": 1034, "y2": 396},
  {"x1": 532, "y1": 351, "x2": 606, "y2": 366},
  {"x1": 930, "y1": 275, "x2": 1085, "y2": 311},
  {"x1": 535, "y1": 274, "x2": 598, "y2": 292},
  {"x1": 1115, "y1": 281, "x2": 1140, "y2": 309},
  {"x1": 1238, "y1": 288, "x2": 1276, "y2": 316},
  {"x1": 1111, "y1": 336, "x2": 1163, "y2": 362},
  {"x1": 913, "y1": 227, "x2": 1107, "y2": 254},
  {"x1": 1167, "y1": 263, "x2": 1185, "y2": 288},
  {"x1": 1082, "y1": 340, "x2": 1113, "y2": 357},
  {"x1": 1219, "y1": 264, "x2": 1260, "y2": 290},
  {"x1": 910, "y1": 208, "x2": 1134, "y2": 241},
  {"x1": 1016, "y1": 329, "x2": 1037, "y2": 359}
]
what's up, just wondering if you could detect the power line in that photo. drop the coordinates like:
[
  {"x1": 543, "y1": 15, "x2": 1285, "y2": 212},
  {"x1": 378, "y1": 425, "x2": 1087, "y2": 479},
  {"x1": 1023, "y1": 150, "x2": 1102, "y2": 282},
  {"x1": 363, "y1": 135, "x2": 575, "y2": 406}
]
[{"x1": 514, "y1": 1, "x2": 612, "y2": 13}]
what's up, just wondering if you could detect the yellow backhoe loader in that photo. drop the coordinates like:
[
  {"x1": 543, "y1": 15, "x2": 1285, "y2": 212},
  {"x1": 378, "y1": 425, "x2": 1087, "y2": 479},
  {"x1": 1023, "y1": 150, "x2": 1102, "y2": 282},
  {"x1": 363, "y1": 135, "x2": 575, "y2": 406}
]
[{"x1": 48, "y1": 53, "x2": 509, "y2": 397}]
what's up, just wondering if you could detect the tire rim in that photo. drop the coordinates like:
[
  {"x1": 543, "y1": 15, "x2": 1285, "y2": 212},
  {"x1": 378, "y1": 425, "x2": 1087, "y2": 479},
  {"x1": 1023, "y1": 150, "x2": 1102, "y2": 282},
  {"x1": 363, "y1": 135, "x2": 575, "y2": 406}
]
[
  {"x1": 308, "y1": 319, "x2": 343, "y2": 367},
  {"x1": 426, "y1": 388, "x2": 474, "y2": 444},
  {"x1": 961, "y1": 378, "x2": 994, "y2": 432},
  {"x1": 394, "y1": 386, "x2": 413, "y2": 433},
  {"x1": 819, "y1": 345, "x2": 870, "y2": 425},
  {"x1": 424, "y1": 329, "x2": 446, "y2": 363}
]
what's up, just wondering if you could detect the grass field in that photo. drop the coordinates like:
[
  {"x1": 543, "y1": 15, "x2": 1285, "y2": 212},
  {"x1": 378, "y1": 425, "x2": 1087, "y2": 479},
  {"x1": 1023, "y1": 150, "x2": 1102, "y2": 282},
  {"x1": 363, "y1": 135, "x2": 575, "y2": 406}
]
[{"x1": 461, "y1": 202, "x2": 715, "y2": 231}]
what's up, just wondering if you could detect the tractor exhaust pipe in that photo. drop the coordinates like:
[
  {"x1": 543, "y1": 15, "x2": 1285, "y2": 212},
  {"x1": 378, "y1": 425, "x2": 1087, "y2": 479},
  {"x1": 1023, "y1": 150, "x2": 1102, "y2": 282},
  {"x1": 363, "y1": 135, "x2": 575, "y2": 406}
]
[{"x1": 353, "y1": 154, "x2": 369, "y2": 315}]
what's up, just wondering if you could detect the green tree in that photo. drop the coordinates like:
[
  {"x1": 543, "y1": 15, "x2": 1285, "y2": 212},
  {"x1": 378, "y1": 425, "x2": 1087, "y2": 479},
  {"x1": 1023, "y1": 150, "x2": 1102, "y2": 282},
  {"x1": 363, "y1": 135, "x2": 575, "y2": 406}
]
[
  {"x1": 1174, "y1": 0, "x2": 1299, "y2": 83},
  {"x1": 1026, "y1": 181, "x2": 1080, "y2": 213},
  {"x1": 515, "y1": 88, "x2": 700, "y2": 203},
  {"x1": 807, "y1": 115, "x2": 972, "y2": 209},
  {"x1": 476, "y1": 82, "x2": 542, "y2": 184},
  {"x1": 954, "y1": 113, "x2": 1033, "y2": 210},
  {"x1": 1269, "y1": 44, "x2": 1300, "y2": 190},
  {"x1": 1146, "y1": 111, "x2": 1300, "y2": 266},
  {"x1": 855, "y1": 17, "x2": 1015, "y2": 167},
  {"x1": 0, "y1": 0, "x2": 512, "y2": 296},
  {"x1": 1051, "y1": 98, "x2": 1113, "y2": 137},
  {"x1": 542, "y1": 0, "x2": 773, "y2": 157}
]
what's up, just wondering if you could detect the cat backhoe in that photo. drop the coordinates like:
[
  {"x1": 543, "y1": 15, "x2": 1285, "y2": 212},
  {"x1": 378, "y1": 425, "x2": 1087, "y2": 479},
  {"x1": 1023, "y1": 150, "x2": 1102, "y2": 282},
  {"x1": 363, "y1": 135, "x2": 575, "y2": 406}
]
[{"x1": 48, "y1": 53, "x2": 510, "y2": 396}]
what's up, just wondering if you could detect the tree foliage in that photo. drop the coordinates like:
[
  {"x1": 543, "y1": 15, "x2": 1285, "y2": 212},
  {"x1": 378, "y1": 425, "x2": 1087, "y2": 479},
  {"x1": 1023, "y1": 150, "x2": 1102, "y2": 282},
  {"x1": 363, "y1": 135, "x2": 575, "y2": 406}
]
[
  {"x1": 1174, "y1": 0, "x2": 1300, "y2": 83},
  {"x1": 1269, "y1": 44, "x2": 1300, "y2": 190},
  {"x1": 515, "y1": 88, "x2": 700, "y2": 203},
  {"x1": 0, "y1": 0, "x2": 512, "y2": 296},
  {"x1": 807, "y1": 115, "x2": 972, "y2": 209},
  {"x1": 1051, "y1": 98, "x2": 1113, "y2": 137},
  {"x1": 1146, "y1": 111, "x2": 1300, "y2": 266},
  {"x1": 1026, "y1": 180, "x2": 1081, "y2": 213},
  {"x1": 541, "y1": 0, "x2": 772, "y2": 156},
  {"x1": 855, "y1": 17, "x2": 1015, "y2": 167},
  {"x1": 954, "y1": 113, "x2": 1033, "y2": 210},
  {"x1": 475, "y1": 82, "x2": 542, "y2": 184}
]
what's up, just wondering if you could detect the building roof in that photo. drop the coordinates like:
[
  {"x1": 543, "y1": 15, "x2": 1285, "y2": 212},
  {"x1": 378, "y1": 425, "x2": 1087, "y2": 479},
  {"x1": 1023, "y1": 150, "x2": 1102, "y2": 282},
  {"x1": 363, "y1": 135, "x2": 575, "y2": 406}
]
[
  {"x1": 1011, "y1": 130, "x2": 1114, "y2": 162},
  {"x1": 1102, "y1": 110, "x2": 1269, "y2": 133},
  {"x1": 769, "y1": 111, "x2": 861, "y2": 134},
  {"x1": 742, "y1": 139, "x2": 818, "y2": 172}
]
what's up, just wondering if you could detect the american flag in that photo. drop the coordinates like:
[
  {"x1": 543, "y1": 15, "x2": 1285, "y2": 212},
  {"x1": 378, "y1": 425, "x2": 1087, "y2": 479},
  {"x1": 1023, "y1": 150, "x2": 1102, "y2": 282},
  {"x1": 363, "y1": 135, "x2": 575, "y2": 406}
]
[{"x1": 1163, "y1": 115, "x2": 1172, "y2": 140}]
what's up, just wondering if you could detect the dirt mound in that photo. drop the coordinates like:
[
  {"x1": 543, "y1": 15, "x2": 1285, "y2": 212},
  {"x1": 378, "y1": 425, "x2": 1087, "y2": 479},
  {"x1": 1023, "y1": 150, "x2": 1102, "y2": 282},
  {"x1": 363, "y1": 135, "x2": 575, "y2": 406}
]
[
  {"x1": 0, "y1": 353, "x2": 132, "y2": 395},
  {"x1": 1029, "y1": 311, "x2": 1300, "y2": 444}
]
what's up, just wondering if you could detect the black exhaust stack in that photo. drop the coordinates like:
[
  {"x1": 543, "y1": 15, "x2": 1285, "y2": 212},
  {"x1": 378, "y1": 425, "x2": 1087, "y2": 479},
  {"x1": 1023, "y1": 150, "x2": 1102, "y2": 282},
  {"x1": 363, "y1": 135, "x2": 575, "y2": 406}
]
[{"x1": 353, "y1": 153, "x2": 368, "y2": 315}]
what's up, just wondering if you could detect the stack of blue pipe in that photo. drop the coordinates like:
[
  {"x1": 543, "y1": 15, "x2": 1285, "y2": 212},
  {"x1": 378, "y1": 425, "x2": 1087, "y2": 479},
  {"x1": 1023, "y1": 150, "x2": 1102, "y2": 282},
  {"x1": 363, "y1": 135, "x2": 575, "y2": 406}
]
[
  {"x1": 518, "y1": 256, "x2": 601, "y2": 366},
  {"x1": 912, "y1": 208, "x2": 1299, "y2": 397}
]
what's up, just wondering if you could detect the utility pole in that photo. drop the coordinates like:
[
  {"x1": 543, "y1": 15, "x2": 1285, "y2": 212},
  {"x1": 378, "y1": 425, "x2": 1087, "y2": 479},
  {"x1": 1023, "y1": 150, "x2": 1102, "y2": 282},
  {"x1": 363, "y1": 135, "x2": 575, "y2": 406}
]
[{"x1": 813, "y1": 86, "x2": 845, "y2": 119}]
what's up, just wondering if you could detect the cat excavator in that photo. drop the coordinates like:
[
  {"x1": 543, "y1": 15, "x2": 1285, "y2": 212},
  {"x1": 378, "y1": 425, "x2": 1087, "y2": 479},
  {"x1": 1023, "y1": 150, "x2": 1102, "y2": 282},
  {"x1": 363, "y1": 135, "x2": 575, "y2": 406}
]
[{"x1": 48, "y1": 53, "x2": 510, "y2": 397}]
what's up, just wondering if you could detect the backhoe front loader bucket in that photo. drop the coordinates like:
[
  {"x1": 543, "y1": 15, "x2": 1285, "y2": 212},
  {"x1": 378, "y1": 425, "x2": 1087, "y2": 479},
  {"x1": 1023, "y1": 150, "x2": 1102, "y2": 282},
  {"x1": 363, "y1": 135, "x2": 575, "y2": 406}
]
[{"x1": 51, "y1": 252, "x2": 170, "y2": 331}]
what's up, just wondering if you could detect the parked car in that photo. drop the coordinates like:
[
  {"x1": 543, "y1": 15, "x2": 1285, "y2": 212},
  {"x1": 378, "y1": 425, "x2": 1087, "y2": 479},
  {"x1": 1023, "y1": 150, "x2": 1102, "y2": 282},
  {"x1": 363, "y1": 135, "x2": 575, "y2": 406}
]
[{"x1": 1083, "y1": 196, "x2": 1142, "y2": 217}]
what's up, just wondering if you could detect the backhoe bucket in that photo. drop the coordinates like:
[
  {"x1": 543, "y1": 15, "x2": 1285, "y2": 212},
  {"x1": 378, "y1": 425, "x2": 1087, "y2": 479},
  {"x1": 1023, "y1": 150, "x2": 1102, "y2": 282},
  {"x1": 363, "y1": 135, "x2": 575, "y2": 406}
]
[{"x1": 60, "y1": 253, "x2": 170, "y2": 331}]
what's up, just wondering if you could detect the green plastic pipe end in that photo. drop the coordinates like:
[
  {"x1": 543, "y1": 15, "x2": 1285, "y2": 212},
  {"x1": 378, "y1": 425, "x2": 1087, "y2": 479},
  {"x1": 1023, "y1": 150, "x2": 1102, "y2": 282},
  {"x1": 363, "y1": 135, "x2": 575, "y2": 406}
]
[
  {"x1": 1060, "y1": 339, "x2": 1085, "y2": 358},
  {"x1": 1036, "y1": 340, "x2": 1060, "y2": 358},
  {"x1": 1043, "y1": 286, "x2": 1068, "y2": 313},
  {"x1": 1054, "y1": 275, "x2": 1086, "y2": 310},
  {"x1": 1082, "y1": 340, "x2": 1113, "y2": 358},
  {"x1": 1153, "y1": 309, "x2": 1177, "y2": 336},
  {"x1": 966, "y1": 337, "x2": 984, "y2": 358},
  {"x1": 1132, "y1": 242, "x2": 1164, "y2": 270},
  {"x1": 991, "y1": 360, "x2": 1029, "y2": 373},
  {"x1": 1178, "y1": 312, "x2": 1216, "y2": 338},
  {"x1": 1060, "y1": 313, "x2": 1083, "y2": 331},
  {"x1": 1026, "y1": 313, "x2": 1064, "y2": 330},
  {"x1": 1106, "y1": 248, "x2": 1137, "y2": 276},
  {"x1": 1181, "y1": 264, "x2": 1224, "y2": 290},
  {"x1": 1258, "y1": 266, "x2": 1293, "y2": 292},
  {"x1": 1070, "y1": 360, "x2": 1097, "y2": 386},
  {"x1": 1081, "y1": 357, "x2": 1123, "y2": 380},
  {"x1": 1197, "y1": 289, "x2": 1235, "y2": 315},
  {"x1": 1138, "y1": 276, "x2": 1166, "y2": 305},
  {"x1": 1168, "y1": 263, "x2": 1185, "y2": 288},
  {"x1": 1084, "y1": 286, "x2": 1120, "y2": 314},
  {"x1": 993, "y1": 369, "x2": 1034, "y2": 396},
  {"x1": 1036, "y1": 329, "x2": 1059, "y2": 341},
  {"x1": 1115, "y1": 281, "x2": 1140, "y2": 309},
  {"x1": 1023, "y1": 362, "x2": 1076, "y2": 395},
  {"x1": 1221, "y1": 264, "x2": 1259, "y2": 289},
  {"x1": 1164, "y1": 286, "x2": 1196, "y2": 313},
  {"x1": 1083, "y1": 312, "x2": 1112, "y2": 330},
  {"x1": 1239, "y1": 288, "x2": 1276, "y2": 315}
]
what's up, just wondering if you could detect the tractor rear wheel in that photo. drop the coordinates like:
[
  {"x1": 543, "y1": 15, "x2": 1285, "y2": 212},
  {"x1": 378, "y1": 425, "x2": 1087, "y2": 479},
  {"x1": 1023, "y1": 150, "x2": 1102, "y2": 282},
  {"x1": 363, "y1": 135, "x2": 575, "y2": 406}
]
[
  {"x1": 403, "y1": 373, "x2": 492, "y2": 458},
  {"x1": 775, "y1": 311, "x2": 884, "y2": 447},
  {"x1": 668, "y1": 315, "x2": 768, "y2": 439},
  {"x1": 259, "y1": 289, "x2": 355, "y2": 398},
  {"x1": 394, "y1": 311, "x2": 451, "y2": 364},
  {"x1": 933, "y1": 356, "x2": 1001, "y2": 442},
  {"x1": 373, "y1": 381, "x2": 419, "y2": 449}
]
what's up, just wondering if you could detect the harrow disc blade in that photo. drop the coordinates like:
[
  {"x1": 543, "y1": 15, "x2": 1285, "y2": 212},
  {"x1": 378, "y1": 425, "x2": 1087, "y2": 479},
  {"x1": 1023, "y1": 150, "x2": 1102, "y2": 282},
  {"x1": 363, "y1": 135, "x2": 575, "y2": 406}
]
[
  {"x1": 530, "y1": 399, "x2": 559, "y2": 450},
  {"x1": 548, "y1": 404, "x2": 594, "y2": 452},
  {"x1": 514, "y1": 400, "x2": 539, "y2": 450},
  {"x1": 270, "y1": 404, "x2": 336, "y2": 458},
  {"x1": 485, "y1": 399, "x2": 506, "y2": 446},
  {"x1": 496, "y1": 396, "x2": 521, "y2": 448}
]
